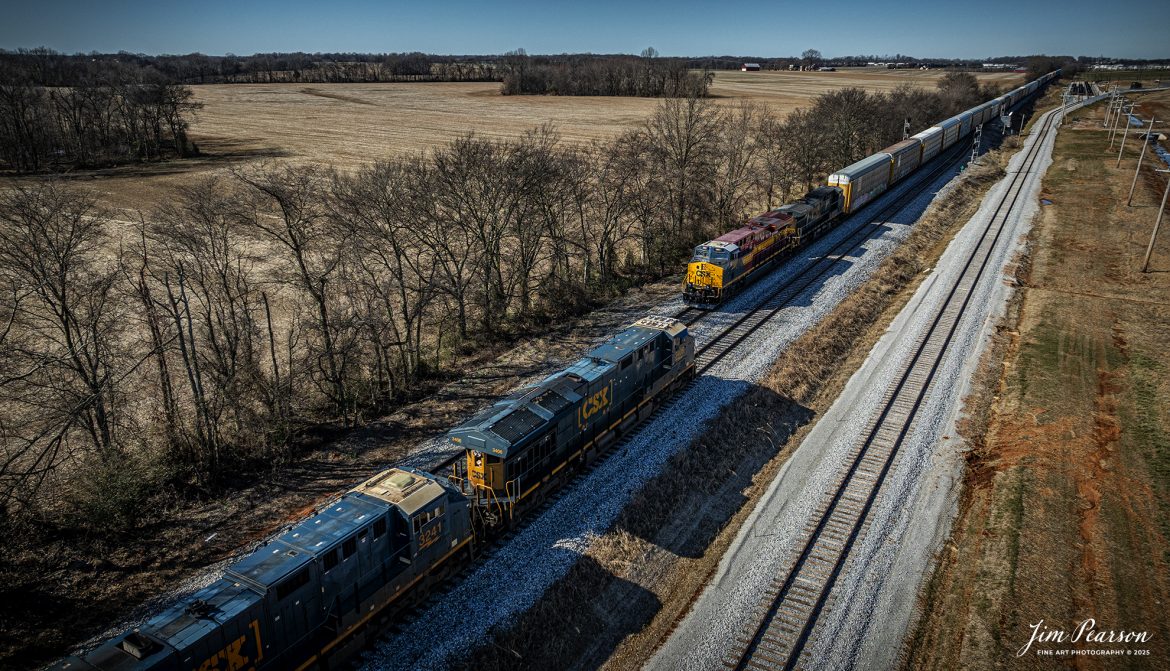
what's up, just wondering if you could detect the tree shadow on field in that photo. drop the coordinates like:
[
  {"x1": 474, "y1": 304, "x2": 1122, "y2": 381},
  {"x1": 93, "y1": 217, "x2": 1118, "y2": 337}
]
[{"x1": 9, "y1": 137, "x2": 293, "y2": 185}]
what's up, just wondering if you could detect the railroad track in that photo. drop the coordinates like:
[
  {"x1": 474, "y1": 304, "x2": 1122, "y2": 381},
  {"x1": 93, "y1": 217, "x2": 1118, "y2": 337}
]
[
  {"x1": 722, "y1": 106, "x2": 1061, "y2": 671},
  {"x1": 370, "y1": 98, "x2": 1050, "y2": 670}
]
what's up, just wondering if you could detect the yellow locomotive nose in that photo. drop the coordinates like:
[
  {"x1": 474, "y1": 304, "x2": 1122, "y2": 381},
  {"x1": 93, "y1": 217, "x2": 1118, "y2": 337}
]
[
  {"x1": 686, "y1": 261, "x2": 723, "y2": 289},
  {"x1": 684, "y1": 261, "x2": 724, "y2": 307}
]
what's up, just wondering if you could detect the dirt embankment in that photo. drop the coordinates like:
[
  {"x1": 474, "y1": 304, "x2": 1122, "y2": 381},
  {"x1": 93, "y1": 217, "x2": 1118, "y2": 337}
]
[
  {"x1": 454, "y1": 148, "x2": 1017, "y2": 671},
  {"x1": 906, "y1": 102, "x2": 1170, "y2": 670}
]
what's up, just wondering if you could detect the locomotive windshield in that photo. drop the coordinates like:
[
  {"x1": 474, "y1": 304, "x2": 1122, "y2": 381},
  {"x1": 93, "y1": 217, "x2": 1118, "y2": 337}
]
[{"x1": 692, "y1": 245, "x2": 730, "y2": 263}]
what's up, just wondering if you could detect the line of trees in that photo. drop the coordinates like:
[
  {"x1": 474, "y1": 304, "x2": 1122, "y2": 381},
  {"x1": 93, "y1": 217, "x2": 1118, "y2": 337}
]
[
  {"x1": 0, "y1": 48, "x2": 501, "y2": 86},
  {"x1": 0, "y1": 62, "x2": 202, "y2": 172},
  {"x1": 500, "y1": 50, "x2": 713, "y2": 97},
  {"x1": 0, "y1": 73, "x2": 1005, "y2": 530}
]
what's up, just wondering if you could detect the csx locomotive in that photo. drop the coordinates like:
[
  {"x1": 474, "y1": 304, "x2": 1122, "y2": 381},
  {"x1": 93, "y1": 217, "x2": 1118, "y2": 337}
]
[
  {"x1": 683, "y1": 70, "x2": 1059, "y2": 308},
  {"x1": 449, "y1": 315, "x2": 694, "y2": 529},
  {"x1": 54, "y1": 316, "x2": 694, "y2": 671}
]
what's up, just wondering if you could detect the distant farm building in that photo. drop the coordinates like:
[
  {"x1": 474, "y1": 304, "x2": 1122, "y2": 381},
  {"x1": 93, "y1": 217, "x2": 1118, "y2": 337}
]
[{"x1": 741, "y1": 63, "x2": 761, "y2": 72}]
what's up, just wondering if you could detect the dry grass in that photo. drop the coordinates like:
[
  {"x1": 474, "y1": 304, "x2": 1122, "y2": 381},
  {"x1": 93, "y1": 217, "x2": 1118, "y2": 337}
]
[
  {"x1": 906, "y1": 100, "x2": 1170, "y2": 670},
  {"x1": 457, "y1": 143, "x2": 1018, "y2": 671},
  {"x1": 54, "y1": 69, "x2": 1020, "y2": 213}
]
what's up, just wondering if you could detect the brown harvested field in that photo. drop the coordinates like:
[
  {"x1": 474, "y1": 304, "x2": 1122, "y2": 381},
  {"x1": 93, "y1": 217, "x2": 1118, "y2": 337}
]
[{"x1": 69, "y1": 69, "x2": 1021, "y2": 212}]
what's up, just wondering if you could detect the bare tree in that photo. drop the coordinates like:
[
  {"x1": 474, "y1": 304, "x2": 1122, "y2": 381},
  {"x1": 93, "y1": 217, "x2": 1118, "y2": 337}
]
[
  {"x1": 331, "y1": 158, "x2": 438, "y2": 398},
  {"x1": 710, "y1": 102, "x2": 763, "y2": 234},
  {"x1": 801, "y1": 49, "x2": 823, "y2": 68},
  {"x1": 813, "y1": 88, "x2": 884, "y2": 169},
  {"x1": 132, "y1": 178, "x2": 270, "y2": 478},
  {"x1": 233, "y1": 164, "x2": 352, "y2": 422},
  {"x1": 0, "y1": 183, "x2": 125, "y2": 512},
  {"x1": 641, "y1": 95, "x2": 721, "y2": 269}
]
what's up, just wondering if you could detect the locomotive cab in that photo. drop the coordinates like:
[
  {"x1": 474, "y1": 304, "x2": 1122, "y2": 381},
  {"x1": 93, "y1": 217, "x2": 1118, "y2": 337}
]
[{"x1": 684, "y1": 242, "x2": 736, "y2": 306}]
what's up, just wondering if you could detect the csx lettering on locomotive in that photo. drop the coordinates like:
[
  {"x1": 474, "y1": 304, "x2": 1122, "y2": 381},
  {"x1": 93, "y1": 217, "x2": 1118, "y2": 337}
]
[
  {"x1": 195, "y1": 620, "x2": 262, "y2": 671},
  {"x1": 578, "y1": 384, "x2": 611, "y2": 428}
]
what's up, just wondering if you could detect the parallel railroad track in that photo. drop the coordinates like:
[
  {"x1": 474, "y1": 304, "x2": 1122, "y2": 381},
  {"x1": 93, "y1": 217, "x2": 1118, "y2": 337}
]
[{"x1": 723, "y1": 107, "x2": 1060, "y2": 671}]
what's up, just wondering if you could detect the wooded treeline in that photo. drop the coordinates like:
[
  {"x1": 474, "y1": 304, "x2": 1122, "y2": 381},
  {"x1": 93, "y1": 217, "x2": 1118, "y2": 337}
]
[
  {"x1": 500, "y1": 51, "x2": 713, "y2": 97},
  {"x1": 0, "y1": 48, "x2": 501, "y2": 86},
  {"x1": 0, "y1": 73, "x2": 1007, "y2": 530},
  {"x1": 0, "y1": 61, "x2": 202, "y2": 172}
]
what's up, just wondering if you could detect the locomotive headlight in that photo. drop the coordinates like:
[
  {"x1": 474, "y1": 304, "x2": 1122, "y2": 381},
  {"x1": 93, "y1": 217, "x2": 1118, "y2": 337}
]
[{"x1": 474, "y1": 453, "x2": 483, "y2": 467}]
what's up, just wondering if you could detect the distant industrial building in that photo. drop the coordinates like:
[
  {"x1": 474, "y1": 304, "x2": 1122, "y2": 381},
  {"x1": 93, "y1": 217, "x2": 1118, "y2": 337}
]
[{"x1": 741, "y1": 63, "x2": 761, "y2": 72}]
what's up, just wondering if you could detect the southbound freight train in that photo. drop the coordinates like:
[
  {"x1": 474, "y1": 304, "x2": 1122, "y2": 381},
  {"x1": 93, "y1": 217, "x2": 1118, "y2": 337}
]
[
  {"x1": 683, "y1": 70, "x2": 1059, "y2": 307},
  {"x1": 53, "y1": 316, "x2": 694, "y2": 671}
]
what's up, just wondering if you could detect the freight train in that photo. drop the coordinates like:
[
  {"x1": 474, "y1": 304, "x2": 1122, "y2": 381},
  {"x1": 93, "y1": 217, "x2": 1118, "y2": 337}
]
[
  {"x1": 53, "y1": 316, "x2": 695, "y2": 671},
  {"x1": 683, "y1": 70, "x2": 1060, "y2": 308}
]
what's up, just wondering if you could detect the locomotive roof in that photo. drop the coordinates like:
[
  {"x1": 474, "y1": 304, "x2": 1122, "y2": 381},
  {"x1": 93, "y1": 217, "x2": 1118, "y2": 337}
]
[
  {"x1": 145, "y1": 578, "x2": 259, "y2": 655},
  {"x1": 701, "y1": 239, "x2": 739, "y2": 250},
  {"x1": 352, "y1": 467, "x2": 449, "y2": 516},
  {"x1": 447, "y1": 317, "x2": 681, "y2": 457},
  {"x1": 829, "y1": 152, "x2": 891, "y2": 182},
  {"x1": 748, "y1": 209, "x2": 794, "y2": 226},
  {"x1": 714, "y1": 226, "x2": 755, "y2": 245},
  {"x1": 227, "y1": 493, "x2": 390, "y2": 590}
]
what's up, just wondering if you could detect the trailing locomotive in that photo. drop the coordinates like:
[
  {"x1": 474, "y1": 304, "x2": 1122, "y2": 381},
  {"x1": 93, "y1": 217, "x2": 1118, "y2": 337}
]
[
  {"x1": 53, "y1": 316, "x2": 694, "y2": 671},
  {"x1": 449, "y1": 315, "x2": 694, "y2": 528},
  {"x1": 53, "y1": 466, "x2": 471, "y2": 671},
  {"x1": 683, "y1": 69, "x2": 1060, "y2": 308}
]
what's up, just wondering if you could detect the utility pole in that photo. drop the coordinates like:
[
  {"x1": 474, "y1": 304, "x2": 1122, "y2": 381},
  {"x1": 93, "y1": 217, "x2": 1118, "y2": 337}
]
[
  {"x1": 1103, "y1": 89, "x2": 1116, "y2": 128},
  {"x1": 1109, "y1": 102, "x2": 1133, "y2": 150},
  {"x1": 1128, "y1": 118, "x2": 1157, "y2": 206},
  {"x1": 1142, "y1": 168, "x2": 1170, "y2": 273},
  {"x1": 1116, "y1": 104, "x2": 1139, "y2": 166}
]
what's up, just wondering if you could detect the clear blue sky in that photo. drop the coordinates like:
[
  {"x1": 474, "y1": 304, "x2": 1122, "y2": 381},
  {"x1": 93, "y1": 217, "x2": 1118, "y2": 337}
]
[{"x1": 2, "y1": 0, "x2": 1166, "y2": 60}]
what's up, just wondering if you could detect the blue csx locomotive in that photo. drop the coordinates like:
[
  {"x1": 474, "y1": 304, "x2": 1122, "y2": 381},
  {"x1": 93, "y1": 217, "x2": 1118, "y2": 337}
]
[{"x1": 54, "y1": 316, "x2": 694, "y2": 671}]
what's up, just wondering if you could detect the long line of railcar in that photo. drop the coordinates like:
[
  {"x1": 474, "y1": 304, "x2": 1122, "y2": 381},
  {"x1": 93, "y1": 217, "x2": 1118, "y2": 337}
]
[{"x1": 683, "y1": 70, "x2": 1059, "y2": 308}]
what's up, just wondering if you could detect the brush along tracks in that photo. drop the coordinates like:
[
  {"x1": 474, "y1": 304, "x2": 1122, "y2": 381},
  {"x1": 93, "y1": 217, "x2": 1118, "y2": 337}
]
[{"x1": 722, "y1": 108, "x2": 1061, "y2": 671}]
